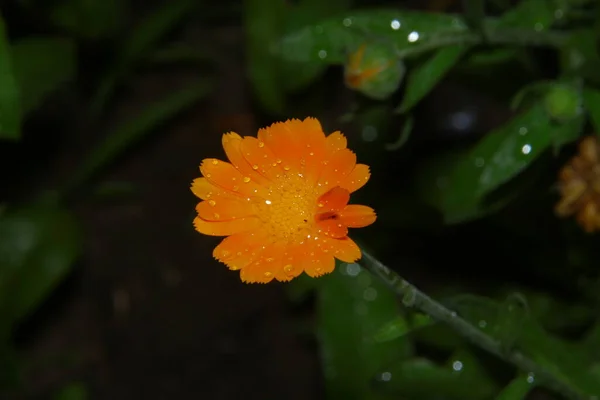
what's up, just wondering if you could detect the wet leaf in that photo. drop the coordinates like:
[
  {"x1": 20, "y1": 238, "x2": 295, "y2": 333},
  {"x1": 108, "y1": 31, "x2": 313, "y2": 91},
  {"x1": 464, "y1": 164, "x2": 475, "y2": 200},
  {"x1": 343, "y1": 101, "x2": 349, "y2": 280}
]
[
  {"x1": 275, "y1": 10, "x2": 468, "y2": 64},
  {"x1": 374, "y1": 313, "x2": 434, "y2": 343},
  {"x1": 397, "y1": 45, "x2": 467, "y2": 114},
  {"x1": 0, "y1": 15, "x2": 21, "y2": 141},
  {"x1": 495, "y1": 0, "x2": 557, "y2": 31},
  {"x1": 50, "y1": 0, "x2": 126, "y2": 40},
  {"x1": 66, "y1": 79, "x2": 213, "y2": 193},
  {"x1": 583, "y1": 87, "x2": 600, "y2": 134},
  {"x1": 494, "y1": 375, "x2": 535, "y2": 400},
  {"x1": 374, "y1": 350, "x2": 498, "y2": 400},
  {"x1": 91, "y1": 0, "x2": 197, "y2": 114},
  {"x1": 560, "y1": 29, "x2": 600, "y2": 85},
  {"x1": 11, "y1": 37, "x2": 76, "y2": 115},
  {"x1": 316, "y1": 262, "x2": 412, "y2": 400},
  {"x1": 0, "y1": 206, "x2": 81, "y2": 326},
  {"x1": 493, "y1": 293, "x2": 529, "y2": 352}
]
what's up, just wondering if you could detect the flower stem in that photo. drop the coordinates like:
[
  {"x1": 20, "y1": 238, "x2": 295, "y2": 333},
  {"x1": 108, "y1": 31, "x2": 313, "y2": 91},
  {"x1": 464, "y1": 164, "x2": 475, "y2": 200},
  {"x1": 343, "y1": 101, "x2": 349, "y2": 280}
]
[{"x1": 359, "y1": 249, "x2": 588, "y2": 400}]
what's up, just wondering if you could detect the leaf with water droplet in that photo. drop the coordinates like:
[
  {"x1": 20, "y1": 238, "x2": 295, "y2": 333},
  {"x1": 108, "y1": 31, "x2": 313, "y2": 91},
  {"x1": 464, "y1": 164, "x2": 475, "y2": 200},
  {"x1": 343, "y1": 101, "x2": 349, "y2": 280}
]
[
  {"x1": 494, "y1": 374, "x2": 535, "y2": 400},
  {"x1": 316, "y1": 261, "x2": 412, "y2": 399},
  {"x1": 560, "y1": 29, "x2": 600, "y2": 86},
  {"x1": 493, "y1": 293, "x2": 529, "y2": 354},
  {"x1": 373, "y1": 313, "x2": 433, "y2": 343},
  {"x1": 440, "y1": 103, "x2": 556, "y2": 224},
  {"x1": 274, "y1": 9, "x2": 468, "y2": 64},
  {"x1": 396, "y1": 45, "x2": 468, "y2": 114},
  {"x1": 494, "y1": 0, "x2": 557, "y2": 31},
  {"x1": 0, "y1": 14, "x2": 21, "y2": 140}
]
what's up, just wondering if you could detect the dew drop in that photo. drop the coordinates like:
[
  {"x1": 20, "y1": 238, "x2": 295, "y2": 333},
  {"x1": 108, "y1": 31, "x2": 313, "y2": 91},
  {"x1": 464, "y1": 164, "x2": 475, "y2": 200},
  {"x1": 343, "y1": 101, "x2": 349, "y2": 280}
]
[
  {"x1": 266, "y1": 257, "x2": 274, "y2": 262},
  {"x1": 252, "y1": 164, "x2": 259, "y2": 170},
  {"x1": 522, "y1": 144, "x2": 532, "y2": 155},
  {"x1": 265, "y1": 200, "x2": 272, "y2": 205},
  {"x1": 309, "y1": 152, "x2": 314, "y2": 156},
  {"x1": 232, "y1": 185, "x2": 240, "y2": 191},
  {"x1": 205, "y1": 173, "x2": 212, "y2": 178},
  {"x1": 212, "y1": 160, "x2": 219, "y2": 165},
  {"x1": 283, "y1": 166, "x2": 291, "y2": 171},
  {"x1": 264, "y1": 271, "x2": 273, "y2": 277},
  {"x1": 526, "y1": 372, "x2": 535, "y2": 383},
  {"x1": 343, "y1": 17, "x2": 352, "y2": 27},
  {"x1": 379, "y1": 372, "x2": 392, "y2": 382},
  {"x1": 208, "y1": 200, "x2": 216, "y2": 206},
  {"x1": 221, "y1": 250, "x2": 230, "y2": 258},
  {"x1": 390, "y1": 19, "x2": 401, "y2": 30},
  {"x1": 408, "y1": 31, "x2": 419, "y2": 42},
  {"x1": 258, "y1": 141, "x2": 265, "y2": 148},
  {"x1": 318, "y1": 49, "x2": 327, "y2": 59},
  {"x1": 519, "y1": 126, "x2": 528, "y2": 135},
  {"x1": 243, "y1": 176, "x2": 251, "y2": 183},
  {"x1": 213, "y1": 213, "x2": 220, "y2": 219},
  {"x1": 452, "y1": 360, "x2": 463, "y2": 371},
  {"x1": 284, "y1": 264, "x2": 293, "y2": 273},
  {"x1": 276, "y1": 159, "x2": 282, "y2": 164}
]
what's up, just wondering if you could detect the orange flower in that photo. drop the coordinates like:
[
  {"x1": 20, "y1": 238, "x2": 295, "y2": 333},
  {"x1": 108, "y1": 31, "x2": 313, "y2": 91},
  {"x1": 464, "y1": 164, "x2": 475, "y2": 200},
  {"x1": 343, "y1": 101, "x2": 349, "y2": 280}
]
[{"x1": 191, "y1": 118, "x2": 376, "y2": 283}]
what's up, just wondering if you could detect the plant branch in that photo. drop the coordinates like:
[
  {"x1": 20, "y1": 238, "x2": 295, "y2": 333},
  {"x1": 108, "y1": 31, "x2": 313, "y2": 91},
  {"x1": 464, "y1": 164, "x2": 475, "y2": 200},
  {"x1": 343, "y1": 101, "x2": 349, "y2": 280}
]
[{"x1": 359, "y1": 249, "x2": 587, "y2": 400}]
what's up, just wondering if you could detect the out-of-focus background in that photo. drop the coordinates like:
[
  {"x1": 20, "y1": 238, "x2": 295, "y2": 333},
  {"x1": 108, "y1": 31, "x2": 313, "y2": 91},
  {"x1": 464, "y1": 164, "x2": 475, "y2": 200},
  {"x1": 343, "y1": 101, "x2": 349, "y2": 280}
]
[{"x1": 1, "y1": 0, "x2": 600, "y2": 399}]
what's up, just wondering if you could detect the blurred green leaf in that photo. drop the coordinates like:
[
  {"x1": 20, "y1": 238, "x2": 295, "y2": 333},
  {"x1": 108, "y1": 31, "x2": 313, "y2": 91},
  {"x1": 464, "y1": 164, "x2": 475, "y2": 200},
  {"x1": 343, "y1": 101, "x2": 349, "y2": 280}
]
[
  {"x1": 67, "y1": 79, "x2": 212, "y2": 194},
  {"x1": 495, "y1": 375, "x2": 534, "y2": 400},
  {"x1": 53, "y1": 382, "x2": 87, "y2": 400},
  {"x1": 449, "y1": 294, "x2": 600, "y2": 397},
  {"x1": 91, "y1": 0, "x2": 197, "y2": 114},
  {"x1": 244, "y1": 0, "x2": 286, "y2": 114},
  {"x1": 317, "y1": 262, "x2": 411, "y2": 400},
  {"x1": 495, "y1": 0, "x2": 557, "y2": 30},
  {"x1": 493, "y1": 293, "x2": 528, "y2": 352},
  {"x1": 0, "y1": 207, "x2": 81, "y2": 328},
  {"x1": 397, "y1": 45, "x2": 467, "y2": 114},
  {"x1": 583, "y1": 87, "x2": 600, "y2": 133},
  {"x1": 0, "y1": 15, "x2": 21, "y2": 140},
  {"x1": 50, "y1": 0, "x2": 127, "y2": 40},
  {"x1": 374, "y1": 350, "x2": 498, "y2": 400},
  {"x1": 463, "y1": 0, "x2": 486, "y2": 32},
  {"x1": 560, "y1": 29, "x2": 600, "y2": 85},
  {"x1": 275, "y1": 10, "x2": 468, "y2": 64},
  {"x1": 374, "y1": 313, "x2": 433, "y2": 343},
  {"x1": 11, "y1": 37, "x2": 76, "y2": 115}
]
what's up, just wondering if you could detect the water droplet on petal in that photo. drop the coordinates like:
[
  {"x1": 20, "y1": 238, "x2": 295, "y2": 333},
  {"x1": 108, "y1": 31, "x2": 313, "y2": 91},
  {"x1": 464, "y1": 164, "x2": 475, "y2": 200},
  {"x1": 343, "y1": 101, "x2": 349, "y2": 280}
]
[
  {"x1": 283, "y1": 166, "x2": 291, "y2": 171},
  {"x1": 284, "y1": 264, "x2": 293, "y2": 273},
  {"x1": 233, "y1": 185, "x2": 239, "y2": 191},
  {"x1": 258, "y1": 141, "x2": 265, "y2": 148},
  {"x1": 243, "y1": 176, "x2": 251, "y2": 183},
  {"x1": 213, "y1": 213, "x2": 220, "y2": 219},
  {"x1": 264, "y1": 271, "x2": 273, "y2": 277},
  {"x1": 208, "y1": 200, "x2": 216, "y2": 206},
  {"x1": 252, "y1": 164, "x2": 259, "y2": 170},
  {"x1": 212, "y1": 160, "x2": 219, "y2": 165}
]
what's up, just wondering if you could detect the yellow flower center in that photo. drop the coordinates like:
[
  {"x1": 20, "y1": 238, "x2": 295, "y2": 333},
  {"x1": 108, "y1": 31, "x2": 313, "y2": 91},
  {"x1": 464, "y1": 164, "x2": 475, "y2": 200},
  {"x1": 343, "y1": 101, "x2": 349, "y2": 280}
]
[{"x1": 253, "y1": 173, "x2": 319, "y2": 242}]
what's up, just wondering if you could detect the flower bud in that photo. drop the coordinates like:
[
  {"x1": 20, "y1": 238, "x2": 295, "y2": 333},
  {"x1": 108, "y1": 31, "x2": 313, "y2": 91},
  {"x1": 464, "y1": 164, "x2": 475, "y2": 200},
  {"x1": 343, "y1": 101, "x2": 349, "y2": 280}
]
[{"x1": 344, "y1": 42, "x2": 405, "y2": 100}]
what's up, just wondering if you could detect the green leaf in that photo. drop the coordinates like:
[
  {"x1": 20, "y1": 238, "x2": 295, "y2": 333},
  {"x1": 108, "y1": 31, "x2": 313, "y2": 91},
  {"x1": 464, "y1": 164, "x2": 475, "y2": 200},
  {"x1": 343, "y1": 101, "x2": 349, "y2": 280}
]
[
  {"x1": 560, "y1": 29, "x2": 600, "y2": 85},
  {"x1": 495, "y1": 375, "x2": 534, "y2": 400},
  {"x1": 0, "y1": 15, "x2": 21, "y2": 141},
  {"x1": 493, "y1": 293, "x2": 529, "y2": 352},
  {"x1": 275, "y1": 9, "x2": 468, "y2": 64},
  {"x1": 583, "y1": 87, "x2": 600, "y2": 133},
  {"x1": 244, "y1": 0, "x2": 286, "y2": 114},
  {"x1": 397, "y1": 45, "x2": 467, "y2": 114},
  {"x1": 374, "y1": 350, "x2": 498, "y2": 400},
  {"x1": 463, "y1": 0, "x2": 486, "y2": 32},
  {"x1": 53, "y1": 382, "x2": 87, "y2": 400},
  {"x1": 90, "y1": 0, "x2": 197, "y2": 114},
  {"x1": 0, "y1": 206, "x2": 81, "y2": 328},
  {"x1": 495, "y1": 0, "x2": 557, "y2": 31},
  {"x1": 374, "y1": 313, "x2": 433, "y2": 343},
  {"x1": 66, "y1": 79, "x2": 213, "y2": 194},
  {"x1": 316, "y1": 262, "x2": 412, "y2": 400},
  {"x1": 11, "y1": 37, "x2": 76, "y2": 115},
  {"x1": 50, "y1": 0, "x2": 127, "y2": 40}
]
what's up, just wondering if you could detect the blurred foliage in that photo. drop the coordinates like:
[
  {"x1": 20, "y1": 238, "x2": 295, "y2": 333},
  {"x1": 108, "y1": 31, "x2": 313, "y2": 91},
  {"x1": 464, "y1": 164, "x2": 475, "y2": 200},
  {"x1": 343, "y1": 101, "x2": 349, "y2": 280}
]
[
  {"x1": 3, "y1": 0, "x2": 600, "y2": 399},
  {"x1": 0, "y1": 0, "x2": 214, "y2": 394}
]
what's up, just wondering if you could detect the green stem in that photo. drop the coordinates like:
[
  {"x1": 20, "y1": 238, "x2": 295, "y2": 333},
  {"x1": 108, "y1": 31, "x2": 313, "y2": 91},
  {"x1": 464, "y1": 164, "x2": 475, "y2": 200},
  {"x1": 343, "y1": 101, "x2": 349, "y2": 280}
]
[{"x1": 359, "y1": 249, "x2": 588, "y2": 400}]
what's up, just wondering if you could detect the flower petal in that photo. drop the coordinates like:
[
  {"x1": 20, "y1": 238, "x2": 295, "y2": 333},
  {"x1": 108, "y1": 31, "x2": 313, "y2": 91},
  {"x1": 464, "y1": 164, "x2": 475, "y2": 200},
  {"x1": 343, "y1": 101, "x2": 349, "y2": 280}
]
[
  {"x1": 318, "y1": 149, "x2": 356, "y2": 194},
  {"x1": 200, "y1": 158, "x2": 268, "y2": 199},
  {"x1": 338, "y1": 205, "x2": 377, "y2": 228},
  {"x1": 297, "y1": 117, "x2": 327, "y2": 183},
  {"x1": 191, "y1": 178, "x2": 237, "y2": 200},
  {"x1": 303, "y1": 247, "x2": 336, "y2": 278},
  {"x1": 240, "y1": 136, "x2": 282, "y2": 181},
  {"x1": 325, "y1": 131, "x2": 347, "y2": 154},
  {"x1": 259, "y1": 119, "x2": 303, "y2": 172},
  {"x1": 222, "y1": 132, "x2": 269, "y2": 186},
  {"x1": 213, "y1": 230, "x2": 268, "y2": 270},
  {"x1": 274, "y1": 244, "x2": 304, "y2": 282},
  {"x1": 240, "y1": 241, "x2": 286, "y2": 283},
  {"x1": 316, "y1": 186, "x2": 350, "y2": 213},
  {"x1": 330, "y1": 237, "x2": 361, "y2": 263},
  {"x1": 316, "y1": 218, "x2": 348, "y2": 238},
  {"x1": 196, "y1": 198, "x2": 255, "y2": 221},
  {"x1": 193, "y1": 216, "x2": 260, "y2": 236},
  {"x1": 340, "y1": 164, "x2": 371, "y2": 193}
]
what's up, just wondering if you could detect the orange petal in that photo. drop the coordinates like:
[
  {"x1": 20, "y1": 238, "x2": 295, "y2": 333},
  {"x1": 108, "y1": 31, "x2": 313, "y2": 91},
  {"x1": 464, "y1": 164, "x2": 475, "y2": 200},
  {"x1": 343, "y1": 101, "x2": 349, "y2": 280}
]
[
  {"x1": 240, "y1": 136, "x2": 282, "y2": 181},
  {"x1": 330, "y1": 237, "x2": 361, "y2": 263},
  {"x1": 200, "y1": 158, "x2": 267, "y2": 199},
  {"x1": 340, "y1": 164, "x2": 371, "y2": 193},
  {"x1": 274, "y1": 244, "x2": 305, "y2": 282},
  {"x1": 193, "y1": 216, "x2": 260, "y2": 236},
  {"x1": 317, "y1": 186, "x2": 350, "y2": 213},
  {"x1": 259, "y1": 120, "x2": 303, "y2": 172},
  {"x1": 213, "y1": 230, "x2": 269, "y2": 270},
  {"x1": 297, "y1": 117, "x2": 327, "y2": 183},
  {"x1": 303, "y1": 248, "x2": 336, "y2": 278},
  {"x1": 191, "y1": 178, "x2": 238, "y2": 200},
  {"x1": 196, "y1": 198, "x2": 255, "y2": 221},
  {"x1": 316, "y1": 218, "x2": 348, "y2": 239},
  {"x1": 222, "y1": 132, "x2": 269, "y2": 186},
  {"x1": 318, "y1": 149, "x2": 356, "y2": 194},
  {"x1": 325, "y1": 131, "x2": 347, "y2": 154},
  {"x1": 338, "y1": 205, "x2": 377, "y2": 228},
  {"x1": 240, "y1": 241, "x2": 286, "y2": 284}
]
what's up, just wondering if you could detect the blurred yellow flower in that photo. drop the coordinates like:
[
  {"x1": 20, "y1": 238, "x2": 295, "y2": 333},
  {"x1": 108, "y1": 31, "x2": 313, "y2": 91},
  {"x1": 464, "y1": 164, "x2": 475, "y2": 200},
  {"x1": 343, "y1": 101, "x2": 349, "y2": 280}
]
[
  {"x1": 191, "y1": 118, "x2": 376, "y2": 283},
  {"x1": 555, "y1": 135, "x2": 600, "y2": 233}
]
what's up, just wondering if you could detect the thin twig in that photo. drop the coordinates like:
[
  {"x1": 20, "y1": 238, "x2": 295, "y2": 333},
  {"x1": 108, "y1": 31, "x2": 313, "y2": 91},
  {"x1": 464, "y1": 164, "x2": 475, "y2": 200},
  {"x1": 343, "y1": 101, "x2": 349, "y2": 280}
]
[{"x1": 359, "y1": 249, "x2": 588, "y2": 400}]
